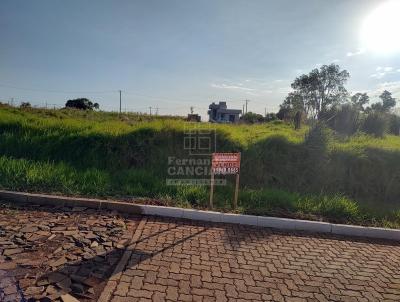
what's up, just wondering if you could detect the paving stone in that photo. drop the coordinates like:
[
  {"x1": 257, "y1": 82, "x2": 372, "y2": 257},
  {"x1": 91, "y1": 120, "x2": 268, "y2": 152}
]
[
  {"x1": 3, "y1": 248, "x2": 23, "y2": 256},
  {"x1": 3, "y1": 201, "x2": 400, "y2": 302},
  {"x1": 0, "y1": 201, "x2": 140, "y2": 302},
  {"x1": 60, "y1": 293, "x2": 80, "y2": 302},
  {"x1": 109, "y1": 216, "x2": 400, "y2": 302}
]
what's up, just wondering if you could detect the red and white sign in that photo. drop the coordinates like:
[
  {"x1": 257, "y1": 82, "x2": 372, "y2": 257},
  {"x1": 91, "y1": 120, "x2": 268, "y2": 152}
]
[{"x1": 211, "y1": 152, "x2": 241, "y2": 175}]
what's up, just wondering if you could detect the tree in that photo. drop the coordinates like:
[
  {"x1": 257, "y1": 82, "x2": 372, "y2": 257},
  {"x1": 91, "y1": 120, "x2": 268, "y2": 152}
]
[
  {"x1": 351, "y1": 93, "x2": 369, "y2": 111},
  {"x1": 280, "y1": 92, "x2": 308, "y2": 116},
  {"x1": 366, "y1": 90, "x2": 396, "y2": 113},
  {"x1": 65, "y1": 98, "x2": 99, "y2": 110},
  {"x1": 380, "y1": 90, "x2": 396, "y2": 111},
  {"x1": 240, "y1": 112, "x2": 264, "y2": 124},
  {"x1": 276, "y1": 107, "x2": 291, "y2": 121},
  {"x1": 20, "y1": 102, "x2": 31, "y2": 109},
  {"x1": 287, "y1": 64, "x2": 350, "y2": 119}
]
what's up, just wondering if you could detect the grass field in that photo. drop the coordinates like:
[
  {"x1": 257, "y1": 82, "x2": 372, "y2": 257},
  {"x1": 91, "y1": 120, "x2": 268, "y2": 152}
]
[{"x1": 0, "y1": 105, "x2": 400, "y2": 227}]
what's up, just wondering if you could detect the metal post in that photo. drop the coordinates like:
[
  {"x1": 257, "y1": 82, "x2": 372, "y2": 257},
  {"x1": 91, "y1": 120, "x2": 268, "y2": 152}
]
[
  {"x1": 233, "y1": 173, "x2": 240, "y2": 210},
  {"x1": 119, "y1": 90, "x2": 122, "y2": 114},
  {"x1": 233, "y1": 153, "x2": 241, "y2": 210},
  {"x1": 209, "y1": 172, "x2": 214, "y2": 210}
]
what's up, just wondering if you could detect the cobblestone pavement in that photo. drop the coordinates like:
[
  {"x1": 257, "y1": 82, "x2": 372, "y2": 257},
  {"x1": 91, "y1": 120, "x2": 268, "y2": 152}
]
[
  {"x1": 0, "y1": 202, "x2": 140, "y2": 302},
  {"x1": 108, "y1": 216, "x2": 400, "y2": 302},
  {"x1": 2, "y1": 202, "x2": 400, "y2": 302}
]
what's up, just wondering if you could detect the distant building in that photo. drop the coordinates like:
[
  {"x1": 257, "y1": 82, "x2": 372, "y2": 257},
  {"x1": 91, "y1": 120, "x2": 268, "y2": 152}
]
[
  {"x1": 187, "y1": 113, "x2": 201, "y2": 122},
  {"x1": 208, "y1": 102, "x2": 242, "y2": 123}
]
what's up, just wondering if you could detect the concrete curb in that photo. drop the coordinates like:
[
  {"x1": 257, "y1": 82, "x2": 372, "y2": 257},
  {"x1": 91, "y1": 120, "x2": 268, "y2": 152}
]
[{"x1": 0, "y1": 190, "x2": 399, "y2": 241}]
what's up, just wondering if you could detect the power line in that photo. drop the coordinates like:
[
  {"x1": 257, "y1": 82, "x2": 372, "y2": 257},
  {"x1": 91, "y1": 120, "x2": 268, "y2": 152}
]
[
  {"x1": 0, "y1": 83, "x2": 116, "y2": 94},
  {"x1": 0, "y1": 82, "x2": 279, "y2": 115}
]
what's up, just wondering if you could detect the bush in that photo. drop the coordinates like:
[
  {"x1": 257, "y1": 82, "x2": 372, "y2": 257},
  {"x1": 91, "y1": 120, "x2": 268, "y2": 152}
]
[
  {"x1": 304, "y1": 123, "x2": 332, "y2": 154},
  {"x1": 20, "y1": 102, "x2": 31, "y2": 109},
  {"x1": 325, "y1": 104, "x2": 360, "y2": 136},
  {"x1": 240, "y1": 112, "x2": 264, "y2": 124},
  {"x1": 388, "y1": 114, "x2": 400, "y2": 135},
  {"x1": 264, "y1": 113, "x2": 278, "y2": 122},
  {"x1": 362, "y1": 112, "x2": 387, "y2": 137},
  {"x1": 65, "y1": 98, "x2": 99, "y2": 110}
]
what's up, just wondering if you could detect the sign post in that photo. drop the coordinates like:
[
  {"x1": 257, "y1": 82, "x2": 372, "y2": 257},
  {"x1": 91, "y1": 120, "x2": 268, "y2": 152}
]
[
  {"x1": 210, "y1": 152, "x2": 241, "y2": 210},
  {"x1": 209, "y1": 171, "x2": 215, "y2": 209}
]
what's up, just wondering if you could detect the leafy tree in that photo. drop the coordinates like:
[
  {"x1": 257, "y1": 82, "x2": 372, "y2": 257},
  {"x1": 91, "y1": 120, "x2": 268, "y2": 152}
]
[
  {"x1": 351, "y1": 93, "x2": 369, "y2": 111},
  {"x1": 366, "y1": 90, "x2": 396, "y2": 113},
  {"x1": 286, "y1": 64, "x2": 350, "y2": 119},
  {"x1": 368, "y1": 102, "x2": 384, "y2": 112},
  {"x1": 281, "y1": 92, "x2": 306, "y2": 114},
  {"x1": 380, "y1": 90, "x2": 396, "y2": 111},
  {"x1": 276, "y1": 107, "x2": 291, "y2": 120},
  {"x1": 65, "y1": 98, "x2": 99, "y2": 110},
  {"x1": 240, "y1": 112, "x2": 264, "y2": 124},
  {"x1": 20, "y1": 102, "x2": 31, "y2": 109}
]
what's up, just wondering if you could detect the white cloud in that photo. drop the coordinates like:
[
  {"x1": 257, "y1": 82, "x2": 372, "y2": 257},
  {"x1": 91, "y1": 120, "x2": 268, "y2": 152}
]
[
  {"x1": 370, "y1": 66, "x2": 397, "y2": 79},
  {"x1": 376, "y1": 66, "x2": 393, "y2": 72},
  {"x1": 369, "y1": 81, "x2": 400, "y2": 100},
  {"x1": 210, "y1": 83, "x2": 255, "y2": 92},
  {"x1": 346, "y1": 48, "x2": 366, "y2": 57}
]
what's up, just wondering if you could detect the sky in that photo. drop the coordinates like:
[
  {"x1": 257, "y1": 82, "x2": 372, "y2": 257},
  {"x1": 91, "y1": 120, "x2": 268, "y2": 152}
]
[{"x1": 1, "y1": 0, "x2": 400, "y2": 119}]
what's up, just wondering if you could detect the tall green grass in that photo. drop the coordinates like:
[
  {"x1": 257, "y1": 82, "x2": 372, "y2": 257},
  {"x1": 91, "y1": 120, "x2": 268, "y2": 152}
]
[{"x1": 0, "y1": 106, "x2": 400, "y2": 227}]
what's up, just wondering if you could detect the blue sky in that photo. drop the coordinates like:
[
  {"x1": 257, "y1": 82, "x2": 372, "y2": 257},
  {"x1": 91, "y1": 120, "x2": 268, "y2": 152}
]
[{"x1": 1, "y1": 0, "x2": 400, "y2": 118}]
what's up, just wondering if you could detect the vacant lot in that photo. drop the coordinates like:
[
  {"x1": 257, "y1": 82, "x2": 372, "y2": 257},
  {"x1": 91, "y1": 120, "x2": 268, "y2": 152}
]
[{"x1": 0, "y1": 106, "x2": 399, "y2": 227}]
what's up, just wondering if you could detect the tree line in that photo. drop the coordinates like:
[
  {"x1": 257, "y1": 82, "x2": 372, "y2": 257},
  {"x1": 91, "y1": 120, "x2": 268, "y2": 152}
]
[{"x1": 242, "y1": 63, "x2": 399, "y2": 137}]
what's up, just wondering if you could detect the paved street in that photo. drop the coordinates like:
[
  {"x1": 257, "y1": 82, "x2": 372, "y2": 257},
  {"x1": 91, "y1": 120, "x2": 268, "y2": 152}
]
[
  {"x1": 1, "y1": 202, "x2": 400, "y2": 302},
  {"x1": 106, "y1": 217, "x2": 400, "y2": 302}
]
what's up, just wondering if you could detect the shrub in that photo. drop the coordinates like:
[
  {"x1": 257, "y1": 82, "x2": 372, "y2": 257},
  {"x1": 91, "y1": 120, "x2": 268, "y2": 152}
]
[
  {"x1": 264, "y1": 113, "x2": 278, "y2": 122},
  {"x1": 241, "y1": 112, "x2": 264, "y2": 124},
  {"x1": 304, "y1": 123, "x2": 332, "y2": 154},
  {"x1": 326, "y1": 104, "x2": 360, "y2": 136},
  {"x1": 361, "y1": 112, "x2": 387, "y2": 137},
  {"x1": 65, "y1": 98, "x2": 99, "y2": 110},
  {"x1": 20, "y1": 102, "x2": 31, "y2": 109},
  {"x1": 388, "y1": 114, "x2": 400, "y2": 135}
]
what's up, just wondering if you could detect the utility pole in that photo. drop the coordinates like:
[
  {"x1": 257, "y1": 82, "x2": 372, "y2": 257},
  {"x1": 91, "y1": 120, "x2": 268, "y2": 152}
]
[
  {"x1": 119, "y1": 90, "x2": 122, "y2": 114},
  {"x1": 149, "y1": 106, "x2": 152, "y2": 116},
  {"x1": 155, "y1": 107, "x2": 159, "y2": 115},
  {"x1": 242, "y1": 104, "x2": 245, "y2": 115},
  {"x1": 264, "y1": 108, "x2": 267, "y2": 117},
  {"x1": 245, "y1": 100, "x2": 250, "y2": 114}
]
